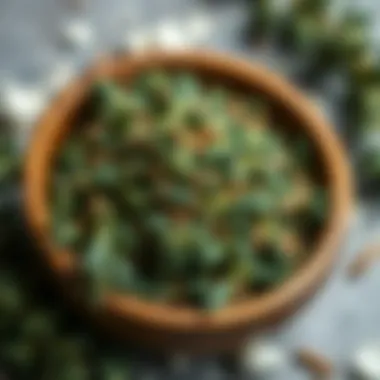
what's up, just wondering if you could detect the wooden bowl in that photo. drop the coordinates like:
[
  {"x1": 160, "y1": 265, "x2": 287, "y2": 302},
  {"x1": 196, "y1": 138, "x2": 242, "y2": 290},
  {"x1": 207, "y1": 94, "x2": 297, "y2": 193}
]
[{"x1": 24, "y1": 50, "x2": 353, "y2": 354}]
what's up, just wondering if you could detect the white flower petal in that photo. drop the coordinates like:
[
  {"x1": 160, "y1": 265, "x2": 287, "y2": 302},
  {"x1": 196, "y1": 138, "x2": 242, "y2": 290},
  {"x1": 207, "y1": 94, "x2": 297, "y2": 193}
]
[
  {"x1": 155, "y1": 21, "x2": 189, "y2": 50},
  {"x1": 183, "y1": 12, "x2": 214, "y2": 43},
  {"x1": 60, "y1": 18, "x2": 94, "y2": 49},
  {"x1": 352, "y1": 345, "x2": 380, "y2": 380},
  {"x1": 124, "y1": 28, "x2": 154, "y2": 52},
  {"x1": 0, "y1": 82, "x2": 46, "y2": 125},
  {"x1": 240, "y1": 339, "x2": 286, "y2": 375},
  {"x1": 44, "y1": 62, "x2": 76, "y2": 96}
]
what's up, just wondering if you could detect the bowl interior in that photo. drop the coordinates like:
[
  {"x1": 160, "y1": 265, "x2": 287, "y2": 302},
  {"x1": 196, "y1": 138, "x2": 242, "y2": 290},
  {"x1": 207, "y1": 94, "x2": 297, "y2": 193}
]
[{"x1": 49, "y1": 53, "x2": 329, "y2": 253}]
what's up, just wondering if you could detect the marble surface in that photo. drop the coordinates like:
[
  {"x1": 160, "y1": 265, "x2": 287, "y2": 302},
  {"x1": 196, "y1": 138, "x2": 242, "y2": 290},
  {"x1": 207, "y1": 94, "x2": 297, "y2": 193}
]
[{"x1": 2, "y1": 0, "x2": 380, "y2": 379}]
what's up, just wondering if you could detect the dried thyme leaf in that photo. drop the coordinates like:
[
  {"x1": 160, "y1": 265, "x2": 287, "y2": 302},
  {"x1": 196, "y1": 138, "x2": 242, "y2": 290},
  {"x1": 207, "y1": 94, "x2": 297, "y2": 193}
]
[
  {"x1": 249, "y1": 245, "x2": 293, "y2": 291},
  {"x1": 187, "y1": 278, "x2": 236, "y2": 310}
]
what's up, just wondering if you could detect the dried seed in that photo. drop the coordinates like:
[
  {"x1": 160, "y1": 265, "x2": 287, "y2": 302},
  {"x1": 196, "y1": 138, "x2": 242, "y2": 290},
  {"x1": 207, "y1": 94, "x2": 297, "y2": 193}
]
[
  {"x1": 297, "y1": 348, "x2": 333, "y2": 379},
  {"x1": 348, "y1": 243, "x2": 380, "y2": 279}
]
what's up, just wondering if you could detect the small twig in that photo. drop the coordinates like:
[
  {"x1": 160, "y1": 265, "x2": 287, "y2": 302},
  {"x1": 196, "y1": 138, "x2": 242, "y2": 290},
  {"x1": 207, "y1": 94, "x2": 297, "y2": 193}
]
[
  {"x1": 297, "y1": 348, "x2": 333, "y2": 379},
  {"x1": 347, "y1": 243, "x2": 380, "y2": 279}
]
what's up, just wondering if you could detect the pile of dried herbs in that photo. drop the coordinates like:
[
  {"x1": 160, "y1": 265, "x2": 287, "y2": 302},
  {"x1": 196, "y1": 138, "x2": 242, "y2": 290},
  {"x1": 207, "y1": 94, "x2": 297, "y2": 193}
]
[
  {"x1": 247, "y1": 0, "x2": 379, "y2": 189},
  {"x1": 0, "y1": 241, "x2": 131, "y2": 380},
  {"x1": 51, "y1": 70, "x2": 327, "y2": 309}
]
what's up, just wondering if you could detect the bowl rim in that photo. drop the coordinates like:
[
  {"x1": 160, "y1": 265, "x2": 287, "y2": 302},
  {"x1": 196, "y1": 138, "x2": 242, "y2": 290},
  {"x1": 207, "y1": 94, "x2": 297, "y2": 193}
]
[{"x1": 24, "y1": 49, "x2": 353, "y2": 334}]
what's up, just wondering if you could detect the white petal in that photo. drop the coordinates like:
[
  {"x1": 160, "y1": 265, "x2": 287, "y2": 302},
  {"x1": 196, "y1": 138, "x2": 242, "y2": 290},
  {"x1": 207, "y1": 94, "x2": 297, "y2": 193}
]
[
  {"x1": 155, "y1": 21, "x2": 188, "y2": 50},
  {"x1": 241, "y1": 339, "x2": 286, "y2": 375},
  {"x1": 60, "y1": 18, "x2": 94, "y2": 48},
  {"x1": 44, "y1": 62, "x2": 76, "y2": 95},
  {"x1": 0, "y1": 82, "x2": 46, "y2": 125},
  {"x1": 352, "y1": 345, "x2": 380, "y2": 379},
  {"x1": 124, "y1": 28, "x2": 154, "y2": 52},
  {"x1": 183, "y1": 12, "x2": 214, "y2": 43}
]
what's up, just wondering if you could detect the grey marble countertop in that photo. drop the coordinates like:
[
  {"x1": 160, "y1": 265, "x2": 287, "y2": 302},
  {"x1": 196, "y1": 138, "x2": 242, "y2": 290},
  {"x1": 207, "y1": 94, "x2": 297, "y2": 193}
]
[{"x1": 2, "y1": 0, "x2": 380, "y2": 379}]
